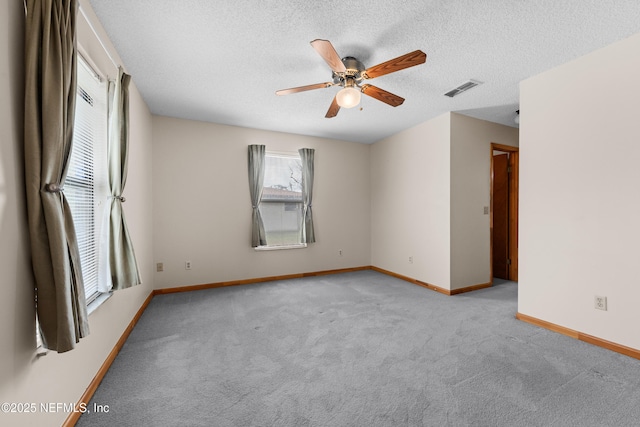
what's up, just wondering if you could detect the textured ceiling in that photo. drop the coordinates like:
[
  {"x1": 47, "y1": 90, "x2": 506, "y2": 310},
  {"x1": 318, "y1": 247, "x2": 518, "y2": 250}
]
[{"x1": 88, "y1": 0, "x2": 640, "y2": 144}]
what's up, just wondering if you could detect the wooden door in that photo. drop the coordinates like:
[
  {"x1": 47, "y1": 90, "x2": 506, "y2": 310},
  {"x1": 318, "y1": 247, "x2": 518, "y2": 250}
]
[
  {"x1": 492, "y1": 154, "x2": 509, "y2": 279},
  {"x1": 508, "y1": 152, "x2": 518, "y2": 281}
]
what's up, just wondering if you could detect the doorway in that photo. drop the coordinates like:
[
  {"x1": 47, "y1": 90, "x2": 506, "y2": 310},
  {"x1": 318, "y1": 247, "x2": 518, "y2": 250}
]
[{"x1": 491, "y1": 143, "x2": 519, "y2": 282}]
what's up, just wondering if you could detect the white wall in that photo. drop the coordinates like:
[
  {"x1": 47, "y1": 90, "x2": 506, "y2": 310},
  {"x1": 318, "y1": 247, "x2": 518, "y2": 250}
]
[
  {"x1": 370, "y1": 113, "x2": 451, "y2": 288},
  {"x1": 519, "y1": 32, "x2": 640, "y2": 350},
  {"x1": 152, "y1": 116, "x2": 371, "y2": 288},
  {"x1": 450, "y1": 113, "x2": 518, "y2": 290},
  {"x1": 0, "y1": 2, "x2": 155, "y2": 426},
  {"x1": 0, "y1": 0, "x2": 33, "y2": 413},
  {"x1": 370, "y1": 112, "x2": 518, "y2": 291}
]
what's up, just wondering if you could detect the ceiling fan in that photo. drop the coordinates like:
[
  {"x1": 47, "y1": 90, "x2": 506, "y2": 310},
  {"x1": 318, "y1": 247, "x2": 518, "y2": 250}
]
[{"x1": 276, "y1": 39, "x2": 427, "y2": 118}]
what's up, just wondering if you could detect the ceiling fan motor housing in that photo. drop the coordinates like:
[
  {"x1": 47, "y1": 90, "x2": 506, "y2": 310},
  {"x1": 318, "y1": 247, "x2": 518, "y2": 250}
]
[{"x1": 332, "y1": 56, "x2": 365, "y2": 86}]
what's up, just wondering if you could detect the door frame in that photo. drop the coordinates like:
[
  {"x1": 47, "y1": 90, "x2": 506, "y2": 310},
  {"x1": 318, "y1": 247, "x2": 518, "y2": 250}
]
[{"x1": 490, "y1": 143, "x2": 519, "y2": 282}]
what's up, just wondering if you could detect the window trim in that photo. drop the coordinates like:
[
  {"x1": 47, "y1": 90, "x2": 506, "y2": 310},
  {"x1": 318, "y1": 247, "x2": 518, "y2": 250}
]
[
  {"x1": 68, "y1": 55, "x2": 109, "y2": 305},
  {"x1": 258, "y1": 150, "x2": 305, "y2": 249},
  {"x1": 69, "y1": 55, "x2": 110, "y2": 308},
  {"x1": 254, "y1": 243, "x2": 307, "y2": 251}
]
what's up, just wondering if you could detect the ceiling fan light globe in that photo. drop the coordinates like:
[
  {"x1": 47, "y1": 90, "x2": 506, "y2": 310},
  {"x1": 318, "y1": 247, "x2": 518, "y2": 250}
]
[{"x1": 336, "y1": 87, "x2": 361, "y2": 109}]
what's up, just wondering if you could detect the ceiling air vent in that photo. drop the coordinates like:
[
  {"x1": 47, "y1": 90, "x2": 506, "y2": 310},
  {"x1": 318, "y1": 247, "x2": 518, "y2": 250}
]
[{"x1": 444, "y1": 79, "x2": 482, "y2": 97}]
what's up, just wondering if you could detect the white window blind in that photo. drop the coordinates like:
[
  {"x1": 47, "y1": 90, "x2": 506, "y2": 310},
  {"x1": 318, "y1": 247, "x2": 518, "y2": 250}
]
[
  {"x1": 65, "y1": 58, "x2": 108, "y2": 304},
  {"x1": 259, "y1": 152, "x2": 304, "y2": 247}
]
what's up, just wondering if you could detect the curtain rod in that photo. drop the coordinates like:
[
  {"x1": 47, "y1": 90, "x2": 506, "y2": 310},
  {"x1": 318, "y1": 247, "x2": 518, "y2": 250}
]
[
  {"x1": 78, "y1": 4, "x2": 122, "y2": 74},
  {"x1": 77, "y1": 48, "x2": 105, "y2": 82},
  {"x1": 23, "y1": 1, "x2": 125, "y2": 77}
]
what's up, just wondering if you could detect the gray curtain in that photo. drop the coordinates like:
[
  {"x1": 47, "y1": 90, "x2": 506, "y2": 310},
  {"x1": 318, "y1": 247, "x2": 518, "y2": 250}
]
[
  {"x1": 107, "y1": 67, "x2": 141, "y2": 290},
  {"x1": 299, "y1": 148, "x2": 316, "y2": 243},
  {"x1": 24, "y1": 0, "x2": 89, "y2": 352},
  {"x1": 248, "y1": 145, "x2": 266, "y2": 247}
]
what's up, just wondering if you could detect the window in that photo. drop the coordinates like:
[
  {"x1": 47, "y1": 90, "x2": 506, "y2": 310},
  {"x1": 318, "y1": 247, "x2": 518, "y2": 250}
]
[
  {"x1": 259, "y1": 152, "x2": 305, "y2": 247},
  {"x1": 36, "y1": 58, "x2": 109, "y2": 351},
  {"x1": 65, "y1": 57, "x2": 109, "y2": 305}
]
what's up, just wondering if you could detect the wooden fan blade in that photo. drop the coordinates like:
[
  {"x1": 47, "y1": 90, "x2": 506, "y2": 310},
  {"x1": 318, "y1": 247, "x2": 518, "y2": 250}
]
[
  {"x1": 363, "y1": 50, "x2": 427, "y2": 79},
  {"x1": 325, "y1": 96, "x2": 340, "y2": 118},
  {"x1": 310, "y1": 39, "x2": 346, "y2": 73},
  {"x1": 276, "y1": 82, "x2": 333, "y2": 96},
  {"x1": 361, "y1": 84, "x2": 405, "y2": 107}
]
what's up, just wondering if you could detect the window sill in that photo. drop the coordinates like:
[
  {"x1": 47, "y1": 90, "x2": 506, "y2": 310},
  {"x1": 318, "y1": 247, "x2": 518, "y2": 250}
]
[
  {"x1": 87, "y1": 291, "x2": 113, "y2": 315},
  {"x1": 254, "y1": 244, "x2": 307, "y2": 251},
  {"x1": 35, "y1": 292, "x2": 113, "y2": 357},
  {"x1": 36, "y1": 345, "x2": 48, "y2": 357}
]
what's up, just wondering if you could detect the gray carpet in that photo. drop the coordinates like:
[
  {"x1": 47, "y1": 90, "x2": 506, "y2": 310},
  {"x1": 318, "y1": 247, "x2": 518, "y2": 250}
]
[{"x1": 77, "y1": 271, "x2": 640, "y2": 426}]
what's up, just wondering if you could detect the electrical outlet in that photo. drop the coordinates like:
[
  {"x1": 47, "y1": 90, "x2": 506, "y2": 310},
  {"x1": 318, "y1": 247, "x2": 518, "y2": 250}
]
[
  {"x1": 484, "y1": 206, "x2": 489, "y2": 215},
  {"x1": 409, "y1": 256, "x2": 413, "y2": 264},
  {"x1": 339, "y1": 249, "x2": 343, "y2": 257},
  {"x1": 594, "y1": 295, "x2": 607, "y2": 311},
  {"x1": 185, "y1": 261, "x2": 192, "y2": 270},
  {"x1": 156, "y1": 262, "x2": 164, "y2": 272}
]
